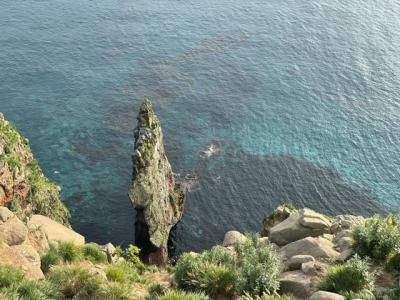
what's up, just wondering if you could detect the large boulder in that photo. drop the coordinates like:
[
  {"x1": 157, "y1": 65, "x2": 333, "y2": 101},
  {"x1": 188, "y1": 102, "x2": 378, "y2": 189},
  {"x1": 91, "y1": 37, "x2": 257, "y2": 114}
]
[
  {"x1": 310, "y1": 291, "x2": 345, "y2": 300},
  {"x1": 128, "y1": 99, "x2": 184, "y2": 265},
  {"x1": 279, "y1": 270, "x2": 311, "y2": 298},
  {"x1": 0, "y1": 209, "x2": 28, "y2": 246},
  {"x1": 261, "y1": 204, "x2": 295, "y2": 237},
  {"x1": 269, "y1": 209, "x2": 332, "y2": 246},
  {"x1": 28, "y1": 215, "x2": 84, "y2": 245},
  {"x1": 280, "y1": 237, "x2": 339, "y2": 260},
  {"x1": 222, "y1": 231, "x2": 246, "y2": 247},
  {"x1": 287, "y1": 255, "x2": 315, "y2": 270},
  {"x1": 0, "y1": 242, "x2": 44, "y2": 280}
]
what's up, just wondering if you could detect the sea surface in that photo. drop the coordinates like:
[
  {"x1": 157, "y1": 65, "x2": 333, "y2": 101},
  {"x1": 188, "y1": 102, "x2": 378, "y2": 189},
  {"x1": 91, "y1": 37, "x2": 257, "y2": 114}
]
[{"x1": 1, "y1": 0, "x2": 400, "y2": 252}]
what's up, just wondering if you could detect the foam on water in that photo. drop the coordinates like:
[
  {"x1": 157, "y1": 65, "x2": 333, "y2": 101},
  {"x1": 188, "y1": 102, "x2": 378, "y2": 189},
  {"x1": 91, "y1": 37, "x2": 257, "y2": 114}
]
[{"x1": 1, "y1": 0, "x2": 399, "y2": 250}]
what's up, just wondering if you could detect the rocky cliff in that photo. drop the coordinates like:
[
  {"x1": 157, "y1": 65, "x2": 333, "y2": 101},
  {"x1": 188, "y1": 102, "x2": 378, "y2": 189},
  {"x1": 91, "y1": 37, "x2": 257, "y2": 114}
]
[
  {"x1": 0, "y1": 113, "x2": 70, "y2": 225},
  {"x1": 128, "y1": 99, "x2": 184, "y2": 265}
]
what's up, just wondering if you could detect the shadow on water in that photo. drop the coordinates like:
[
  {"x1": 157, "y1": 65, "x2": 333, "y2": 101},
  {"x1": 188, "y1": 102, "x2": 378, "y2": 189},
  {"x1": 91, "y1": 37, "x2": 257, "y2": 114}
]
[{"x1": 171, "y1": 144, "x2": 386, "y2": 254}]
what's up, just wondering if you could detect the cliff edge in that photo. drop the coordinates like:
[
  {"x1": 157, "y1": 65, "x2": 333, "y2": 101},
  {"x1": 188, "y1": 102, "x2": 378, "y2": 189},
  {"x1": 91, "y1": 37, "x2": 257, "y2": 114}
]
[
  {"x1": 0, "y1": 113, "x2": 70, "y2": 225},
  {"x1": 128, "y1": 99, "x2": 184, "y2": 265}
]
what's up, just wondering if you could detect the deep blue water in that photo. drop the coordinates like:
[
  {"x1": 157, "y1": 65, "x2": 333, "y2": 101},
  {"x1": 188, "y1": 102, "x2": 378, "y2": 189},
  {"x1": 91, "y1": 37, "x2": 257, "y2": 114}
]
[{"x1": 1, "y1": 0, "x2": 400, "y2": 252}]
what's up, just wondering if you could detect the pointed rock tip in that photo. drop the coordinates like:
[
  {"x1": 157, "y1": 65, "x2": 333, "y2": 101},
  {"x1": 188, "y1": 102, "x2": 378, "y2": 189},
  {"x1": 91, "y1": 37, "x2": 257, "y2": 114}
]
[{"x1": 139, "y1": 98, "x2": 154, "y2": 114}]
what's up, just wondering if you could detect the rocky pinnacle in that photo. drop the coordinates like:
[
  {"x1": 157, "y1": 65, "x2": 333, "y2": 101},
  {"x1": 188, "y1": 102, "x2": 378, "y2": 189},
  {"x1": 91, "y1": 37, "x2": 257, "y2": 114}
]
[{"x1": 128, "y1": 99, "x2": 184, "y2": 265}]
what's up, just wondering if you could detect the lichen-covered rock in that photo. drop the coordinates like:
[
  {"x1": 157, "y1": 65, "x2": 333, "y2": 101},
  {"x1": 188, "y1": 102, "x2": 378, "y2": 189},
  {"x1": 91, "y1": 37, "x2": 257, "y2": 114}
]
[
  {"x1": 128, "y1": 99, "x2": 184, "y2": 265},
  {"x1": 222, "y1": 231, "x2": 246, "y2": 247},
  {"x1": 261, "y1": 204, "x2": 295, "y2": 237},
  {"x1": 0, "y1": 113, "x2": 70, "y2": 225},
  {"x1": 269, "y1": 208, "x2": 332, "y2": 246}
]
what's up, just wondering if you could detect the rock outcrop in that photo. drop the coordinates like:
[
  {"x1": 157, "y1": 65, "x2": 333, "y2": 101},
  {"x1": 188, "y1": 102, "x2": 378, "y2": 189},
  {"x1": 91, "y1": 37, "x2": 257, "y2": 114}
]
[
  {"x1": 0, "y1": 113, "x2": 70, "y2": 225},
  {"x1": 269, "y1": 208, "x2": 332, "y2": 246},
  {"x1": 128, "y1": 99, "x2": 184, "y2": 265}
]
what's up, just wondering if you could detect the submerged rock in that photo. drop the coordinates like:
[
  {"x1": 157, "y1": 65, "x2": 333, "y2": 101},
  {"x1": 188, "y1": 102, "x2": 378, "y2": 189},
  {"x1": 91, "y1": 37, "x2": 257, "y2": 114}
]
[{"x1": 129, "y1": 99, "x2": 184, "y2": 265}]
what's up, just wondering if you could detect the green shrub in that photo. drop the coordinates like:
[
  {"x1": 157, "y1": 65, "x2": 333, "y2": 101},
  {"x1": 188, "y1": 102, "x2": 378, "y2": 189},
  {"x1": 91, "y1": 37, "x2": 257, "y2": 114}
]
[
  {"x1": 157, "y1": 290, "x2": 210, "y2": 300},
  {"x1": 175, "y1": 234, "x2": 280, "y2": 297},
  {"x1": 341, "y1": 290, "x2": 375, "y2": 300},
  {"x1": 0, "y1": 265, "x2": 24, "y2": 288},
  {"x1": 103, "y1": 282, "x2": 134, "y2": 300},
  {"x1": 235, "y1": 235, "x2": 280, "y2": 296},
  {"x1": 41, "y1": 245, "x2": 61, "y2": 273},
  {"x1": 386, "y1": 252, "x2": 400, "y2": 273},
  {"x1": 47, "y1": 264, "x2": 104, "y2": 298},
  {"x1": 147, "y1": 283, "x2": 168, "y2": 299},
  {"x1": 12, "y1": 280, "x2": 61, "y2": 300},
  {"x1": 106, "y1": 262, "x2": 142, "y2": 284},
  {"x1": 115, "y1": 244, "x2": 142, "y2": 265},
  {"x1": 81, "y1": 243, "x2": 107, "y2": 263},
  {"x1": 7, "y1": 199, "x2": 21, "y2": 213},
  {"x1": 318, "y1": 256, "x2": 374, "y2": 293},
  {"x1": 175, "y1": 250, "x2": 236, "y2": 297},
  {"x1": 57, "y1": 241, "x2": 81, "y2": 262},
  {"x1": 353, "y1": 214, "x2": 400, "y2": 261}
]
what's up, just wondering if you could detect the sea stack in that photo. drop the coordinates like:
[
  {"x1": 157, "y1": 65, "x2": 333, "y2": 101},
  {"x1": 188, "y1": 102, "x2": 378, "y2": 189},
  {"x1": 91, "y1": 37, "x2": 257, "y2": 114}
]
[{"x1": 128, "y1": 99, "x2": 184, "y2": 265}]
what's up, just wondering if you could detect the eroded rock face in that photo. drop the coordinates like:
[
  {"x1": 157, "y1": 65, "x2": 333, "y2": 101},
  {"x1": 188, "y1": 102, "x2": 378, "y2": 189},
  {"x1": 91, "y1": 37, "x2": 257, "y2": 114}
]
[
  {"x1": 129, "y1": 99, "x2": 184, "y2": 265},
  {"x1": 0, "y1": 113, "x2": 70, "y2": 225}
]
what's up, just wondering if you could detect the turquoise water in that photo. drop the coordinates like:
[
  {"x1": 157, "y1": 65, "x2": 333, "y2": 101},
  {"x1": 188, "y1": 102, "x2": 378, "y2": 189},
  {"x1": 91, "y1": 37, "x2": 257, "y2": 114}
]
[{"x1": 1, "y1": 0, "x2": 399, "y2": 252}]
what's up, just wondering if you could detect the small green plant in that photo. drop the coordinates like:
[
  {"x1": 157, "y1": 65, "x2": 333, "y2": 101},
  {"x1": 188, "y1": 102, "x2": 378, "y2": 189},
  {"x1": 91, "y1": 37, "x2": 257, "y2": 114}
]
[
  {"x1": 81, "y1": 243, "x2": 107, "y2": 263},
  {"x1": 47, "y1": 264, "x2": 104, "y2": 298},
  {"x1": 57, "y1": 241, "x2": 81, "y2": 262},
  {"x1": 157, "y1": 290, "x2": 210, "y2": 300},
  {"x1": 147, "y1": 283, "x2": 168, "y2": 299},
  {"x1": 41, "y1": 245, "x2": 61, "y2": 273},
  {"x1": 0, "y1": 265, "x2": 25, "y2": 288},
  {"x1": 386, "y1": 252, "x2": 400, "y2": 273},
  {"x1": 7, "y1": 199, "x2": 21, "y2": 213},
  {"x1": 103, "y1": 282, "x2": 133, "y2": 300},
  {"x1": 353, "y1": 214, "x2": 400, "y2": 261},
  {"x1": 318, "y1": 256, "x2": 374, "y2": 294},
  {"x1": 11, "y1": 280, "x2": 61, "y2": 300},
  {"x1": 341, "y1": 290, "x2": 375, "y2": 300},
  {"x1": 105, "y1": 262, "x2": 143, "y2": 284}
]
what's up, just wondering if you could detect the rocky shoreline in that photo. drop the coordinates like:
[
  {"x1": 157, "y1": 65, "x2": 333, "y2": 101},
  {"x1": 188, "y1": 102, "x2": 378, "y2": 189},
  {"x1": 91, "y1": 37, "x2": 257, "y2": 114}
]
[{"x1": 0, "y1": 103, "x2": 399, "y2": 300}]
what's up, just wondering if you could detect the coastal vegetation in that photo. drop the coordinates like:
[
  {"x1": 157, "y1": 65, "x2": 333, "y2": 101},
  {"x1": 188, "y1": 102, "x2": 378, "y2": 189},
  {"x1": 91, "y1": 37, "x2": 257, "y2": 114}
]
[{"x1": 2, "y1": 107, "x2": 400, "y2": 299}]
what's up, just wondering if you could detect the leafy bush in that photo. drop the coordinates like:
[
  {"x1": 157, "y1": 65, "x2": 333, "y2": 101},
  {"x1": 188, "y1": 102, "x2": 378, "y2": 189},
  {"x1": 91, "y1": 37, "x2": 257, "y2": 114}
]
[
  {"x1": 175, "y1": 234, "x2": 280, "y2": 297},
  {"x1": 105, "y1": 262, "x2": 142, "y2": 284},
  {"x1": 353, "y1": 214, "x2": 400, "y2": 261},
  {"x1": 157, "y1": 290, "x2": 210, "y2": 300},
  {"x1": 175, "y1": 250, "x2": 236, "y2": 297},
  {"x1": 115, "y1": 244, "x2": 142, "y2": 265},
  {"x1": 47, "y1": 264, "x2": 104, "y2": 298},
  {"x1": 81, "y1": 243, "x2": 107, "y2": 263},
  {"x1": 318, "y1": 256, "x2": 374, "y2": 293},
  {"x1": 235, "y1": 235, "x2": 280, "y2": 296}
]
